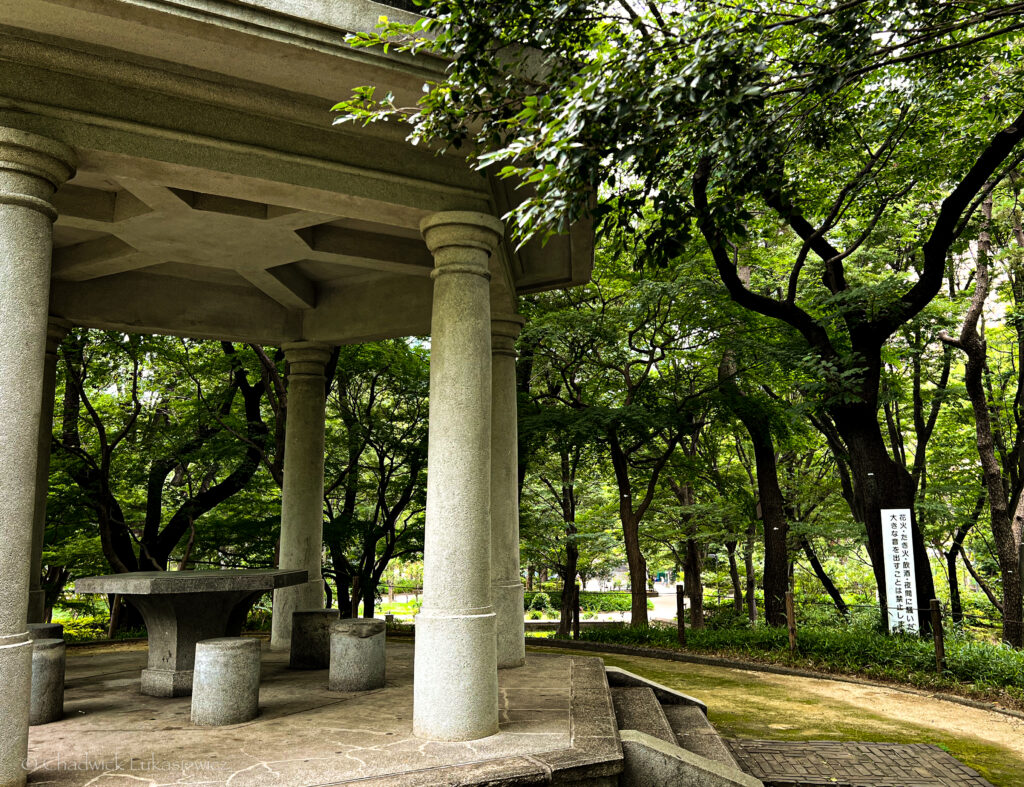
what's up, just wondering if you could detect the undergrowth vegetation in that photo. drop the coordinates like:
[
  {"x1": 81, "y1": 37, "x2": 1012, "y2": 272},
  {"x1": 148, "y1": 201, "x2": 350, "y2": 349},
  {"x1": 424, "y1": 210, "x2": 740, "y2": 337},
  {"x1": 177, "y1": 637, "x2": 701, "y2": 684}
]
[{"x1": 523, "y1": 591, "x2": 653, "y2": 613}]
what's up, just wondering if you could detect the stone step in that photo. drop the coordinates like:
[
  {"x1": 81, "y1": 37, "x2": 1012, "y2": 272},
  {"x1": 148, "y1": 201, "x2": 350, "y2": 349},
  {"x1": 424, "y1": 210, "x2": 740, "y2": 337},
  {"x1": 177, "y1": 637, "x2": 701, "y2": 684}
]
[
  {"x1": 663, "y1": 703, "x2": 741, "y2": 770},
  {"x1": 606, "y1": 665, "x2": 708, "y2": 714},
  {"x1": 610, "y1": 686, "x2": 677, "y2": 746},
  {"x1": 620, "y1": 731, "x2": 764, "y2": 787}
]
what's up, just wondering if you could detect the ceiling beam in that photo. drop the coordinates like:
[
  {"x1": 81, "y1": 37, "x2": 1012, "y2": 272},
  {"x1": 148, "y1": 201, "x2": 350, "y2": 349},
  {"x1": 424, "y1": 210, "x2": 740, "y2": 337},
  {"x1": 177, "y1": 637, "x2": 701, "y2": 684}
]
[
  {"x1": 241, "y1": 264, "x2": 317, "y2": 310},
  {"x1": 52, "y1": 236, "x2": 159, "y2": 281},
  {"x1": 297, "y1": 224, "x2": 434, "y2": 276}
]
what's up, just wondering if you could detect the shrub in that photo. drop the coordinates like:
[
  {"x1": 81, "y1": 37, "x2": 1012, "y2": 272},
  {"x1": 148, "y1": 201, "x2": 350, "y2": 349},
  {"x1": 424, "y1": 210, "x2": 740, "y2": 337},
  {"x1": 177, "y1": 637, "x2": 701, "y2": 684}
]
[
  {"x1": 246, "y1": 604, "x2": 273, "y2": 632},
  {"x1": 60, "y1": 615, "x2": 110, "y2": 643},
  {"x1": 524, "y1": 590, "x2": 653, "y2": 613},
  {"x1": 702, "y1": 603, "x2": 751, "y2": 630},
  {"x1": 529, "y1": 592, "x2": 552, "y2": 612}
]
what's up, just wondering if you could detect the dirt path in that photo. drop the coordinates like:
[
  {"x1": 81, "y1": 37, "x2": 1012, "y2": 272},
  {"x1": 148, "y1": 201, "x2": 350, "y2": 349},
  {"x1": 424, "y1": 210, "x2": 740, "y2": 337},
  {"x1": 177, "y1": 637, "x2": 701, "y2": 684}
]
[{"x1": 535, "y1": 647, "x2": 1024, "y2": 786}]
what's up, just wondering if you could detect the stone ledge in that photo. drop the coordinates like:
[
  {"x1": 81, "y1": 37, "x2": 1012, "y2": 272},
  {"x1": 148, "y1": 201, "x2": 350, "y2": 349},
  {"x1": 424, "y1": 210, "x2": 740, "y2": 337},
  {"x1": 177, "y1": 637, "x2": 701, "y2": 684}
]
[
  {"x1": 328, "y1": 754, "x2": 550, "y2": 786},
  {"x1": 75, "y1": 568, "x2": 307, "y2": 594},
  {"x1": 331, "y1": 654, "x2": 622, "y2": 786}
]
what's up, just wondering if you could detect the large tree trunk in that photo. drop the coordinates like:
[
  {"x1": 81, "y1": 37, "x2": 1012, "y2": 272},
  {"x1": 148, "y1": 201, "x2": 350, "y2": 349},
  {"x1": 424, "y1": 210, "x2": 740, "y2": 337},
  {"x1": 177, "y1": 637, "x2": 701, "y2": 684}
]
[
  {"x1": 621, "y1": 513, "x2": 649, "y2": 627},
  {"x1": 609, "y1": 428, "x2": 679, "y2": 628},
  {"x1": 552, "y1": 446, "x2": 581, "y2": 639},
  {"x1": 753, "y1": 436, "x2": 790, "y2": 627},
  {"x1": 832, "y1": 404, "x2": 937, "y2": 632}
]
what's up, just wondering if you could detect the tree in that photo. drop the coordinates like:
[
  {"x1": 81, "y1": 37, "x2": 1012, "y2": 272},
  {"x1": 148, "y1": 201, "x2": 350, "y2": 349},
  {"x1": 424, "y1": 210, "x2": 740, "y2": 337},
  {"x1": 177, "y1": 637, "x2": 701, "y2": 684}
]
[
  {"x1": 322, "y1": 341, "x2": 429, "y2": 618},
  {"x1": 940, "y1": 188, "x2": 1024, "y2": 646},
  {"x1": 520, "y1": 442, "x2": 620, "y2": 631},
  {"x1": 337, "y1": 0, "x2": 1024, "y2": 627},
  {"x1": 56, "y1": 332, "x2": 276, "y2": 575},
  {"x1": 522, "y1": 253, "x2": 712, "y2": 625}
]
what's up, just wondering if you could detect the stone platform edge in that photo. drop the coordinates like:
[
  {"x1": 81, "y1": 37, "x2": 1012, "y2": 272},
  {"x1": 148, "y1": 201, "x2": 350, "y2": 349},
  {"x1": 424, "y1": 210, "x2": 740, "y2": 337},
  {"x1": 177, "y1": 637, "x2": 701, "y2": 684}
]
[{"x1": 328, "y1": 655, "x2": 623, "y2": 786}]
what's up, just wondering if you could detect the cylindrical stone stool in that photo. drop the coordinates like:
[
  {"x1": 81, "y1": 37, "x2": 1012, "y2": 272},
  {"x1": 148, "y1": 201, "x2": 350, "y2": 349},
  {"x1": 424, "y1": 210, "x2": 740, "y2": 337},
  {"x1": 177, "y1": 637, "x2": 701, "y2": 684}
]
[
  {"x1": 28, "y1": 622, "x2": 64, "y2": 641},
  {"x1": 30, "y1": 638, "x2": 65, "y2": 725},
  {"x1": 290, "y1": 608, "x2": 340, "y2": 670},
  {"x1": 329, "y1": 619, "x2": 386, "y2": 692},
  {"x1": 191, "y1": 638, "x2": 261, "y2": 726}
]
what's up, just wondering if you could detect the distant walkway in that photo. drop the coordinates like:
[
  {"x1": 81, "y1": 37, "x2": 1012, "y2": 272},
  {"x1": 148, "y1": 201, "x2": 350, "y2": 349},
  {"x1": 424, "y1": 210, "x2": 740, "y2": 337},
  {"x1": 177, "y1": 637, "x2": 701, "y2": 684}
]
[{"x1": 727, "y1": 740, "x2": 994, "y2": 787}]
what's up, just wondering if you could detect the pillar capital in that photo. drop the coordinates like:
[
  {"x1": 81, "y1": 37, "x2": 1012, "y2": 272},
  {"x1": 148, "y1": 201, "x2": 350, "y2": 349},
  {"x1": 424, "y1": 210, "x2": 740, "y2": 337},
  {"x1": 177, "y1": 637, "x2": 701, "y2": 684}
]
[
  {"x1": 421, "y1": 211, "x2": 503, "y2": 277},
  {"x1": 491, "y1": 314, "x2": 525, "y2": 357},
  {"x1": 282, "y1": 341, "x2": 332, "y2": 378},
  {"x1": 0, "y1": 128, "x2": 76, "y2": 220}
]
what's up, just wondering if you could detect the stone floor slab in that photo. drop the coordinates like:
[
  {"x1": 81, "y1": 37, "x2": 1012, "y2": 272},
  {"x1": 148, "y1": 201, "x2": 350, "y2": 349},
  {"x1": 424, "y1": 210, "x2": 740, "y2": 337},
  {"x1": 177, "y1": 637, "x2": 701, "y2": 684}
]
[
  {"x1": 727, "y1": 740, "x2": 995, "y2": 787},
  {"x1": 26, "y1": 639, "x2": 620, "y2": 786}
]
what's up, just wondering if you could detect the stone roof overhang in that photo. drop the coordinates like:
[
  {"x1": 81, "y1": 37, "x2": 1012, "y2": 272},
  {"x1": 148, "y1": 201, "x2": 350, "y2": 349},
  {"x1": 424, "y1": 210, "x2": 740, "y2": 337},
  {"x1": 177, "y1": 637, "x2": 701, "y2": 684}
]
[{"x1": 0, "y1": 0, "x2": 593, "y2": 344}]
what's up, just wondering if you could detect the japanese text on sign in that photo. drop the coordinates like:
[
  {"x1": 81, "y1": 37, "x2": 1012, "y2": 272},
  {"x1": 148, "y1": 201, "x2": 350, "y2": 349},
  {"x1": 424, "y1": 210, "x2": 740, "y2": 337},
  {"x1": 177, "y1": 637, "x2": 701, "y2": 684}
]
[{"x1": 881, "y1": 508, "x2": 918, "y2": 633}]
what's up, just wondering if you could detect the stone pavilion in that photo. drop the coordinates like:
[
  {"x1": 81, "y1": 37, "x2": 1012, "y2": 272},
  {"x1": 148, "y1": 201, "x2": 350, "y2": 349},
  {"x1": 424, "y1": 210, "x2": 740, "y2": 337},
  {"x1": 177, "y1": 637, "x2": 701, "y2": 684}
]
[{"x1": 0, "y1": 1, "x2": 592, "y2": 783}]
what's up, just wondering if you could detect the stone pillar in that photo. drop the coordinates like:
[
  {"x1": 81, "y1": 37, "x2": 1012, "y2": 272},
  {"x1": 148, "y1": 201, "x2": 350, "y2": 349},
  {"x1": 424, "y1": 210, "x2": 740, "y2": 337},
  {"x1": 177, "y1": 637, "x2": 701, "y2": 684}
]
[
  {"x1": 414, "y1": 211, "x2": 503, "y2": 741},
  {"x1": 491, "y1": 314, "x2": 526, "y2": 669},
  {"x1": 0, "y1": 127, "x2": 75, "y2": 787},
  {"x1": 270, "y1": 342, "x2": 331, "y2": 650},
  {"x1": 27, "y1": 318, "x2": 71, "y2": 624}
]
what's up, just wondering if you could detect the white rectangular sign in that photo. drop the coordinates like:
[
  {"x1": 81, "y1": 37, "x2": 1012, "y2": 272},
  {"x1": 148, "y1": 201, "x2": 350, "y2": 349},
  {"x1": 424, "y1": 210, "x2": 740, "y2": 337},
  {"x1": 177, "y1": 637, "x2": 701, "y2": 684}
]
[{"x1": 881, "y1": 508, "x2": 918, "y2": 633}]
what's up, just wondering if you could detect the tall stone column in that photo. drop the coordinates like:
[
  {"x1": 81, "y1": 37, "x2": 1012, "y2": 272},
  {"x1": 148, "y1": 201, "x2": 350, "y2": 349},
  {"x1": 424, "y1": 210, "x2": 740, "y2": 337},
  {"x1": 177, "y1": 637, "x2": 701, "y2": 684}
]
[
  {"x1": 270, "y1": 342, "x2": 331, "y2": 650},
  {"x1": 414, "y1": 211, "x2": 503, "y2": 741},
  {"x1": 491, "y1": 314, "x2": 526, "y2": 669},
  {"x1": 27, "y1": 318, "x2": 71, "y2": 624},
  {"x1": 0, "y1": 127, "x2": 75, "y2": 787}
]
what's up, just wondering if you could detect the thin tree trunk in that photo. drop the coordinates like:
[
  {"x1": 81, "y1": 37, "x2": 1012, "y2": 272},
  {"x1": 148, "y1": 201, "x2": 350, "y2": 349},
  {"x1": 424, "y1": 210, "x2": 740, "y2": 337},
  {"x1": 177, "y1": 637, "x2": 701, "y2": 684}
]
[
  {"x1": 726, "y1": 540, "x2": 743, "y2": 613},
  {"x1": 940, "y1": 194, "x2": 1022, "y2": 647},
  {"x1": 961, "y1": 544, "x2": 1004, "y2": 614},
  {"x1": 684, "y1": 536, "x2": 704, "y2": 629},
  {"x1": 945, "y1": 492, "x2": 985, "y2": 624},
  {"x1": 744, "y1": 519, "x2": 757, "y2": 623},
  {"x1": 800, "y1": 536, "x2": 848, "y2": 616},
  {"x1": 719, "y1": 355, "x2": 790, "y2": 626}
]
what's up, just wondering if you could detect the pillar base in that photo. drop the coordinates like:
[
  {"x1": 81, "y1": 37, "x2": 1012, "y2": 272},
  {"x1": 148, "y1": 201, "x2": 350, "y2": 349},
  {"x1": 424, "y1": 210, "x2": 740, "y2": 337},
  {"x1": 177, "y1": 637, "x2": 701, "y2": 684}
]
[
  {"x1": 493, "y1": 580, "x2": 526, "y2": 669},
  {"x1": 141, "y1": 668, "x2": 193, "y2": 698},
  {"x1": 270, "y1": 579, "x2": 324, "y2": 650},
  {"x1": 0, "y1": 635, "x2": 33, "y2": 787},
  {"x1": 26, "y1": 591, "x2": 46, "y2": 626},
  {"x1": 413, "y1": 609, "x2": 498, "y2": 741}
]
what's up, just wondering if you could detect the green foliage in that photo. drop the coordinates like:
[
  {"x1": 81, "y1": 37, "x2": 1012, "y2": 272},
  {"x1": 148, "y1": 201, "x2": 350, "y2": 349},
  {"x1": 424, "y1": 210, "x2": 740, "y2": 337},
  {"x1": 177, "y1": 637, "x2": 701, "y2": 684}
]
[
  {"x1": 55, "y1": 615, "x2": 144, "y2": 643},
  {"x1": 524, "y1": 590, "x2": 652, "y2": 612},
  {"x1": 529, "y1": 592, "x2": 553, "y2": 612},
  {"x1": 322, "y1": 339, "x2": 429, "y2": 614},
  {"x1": 59, "y1": 616, "x2": 109, "y2": 643}
]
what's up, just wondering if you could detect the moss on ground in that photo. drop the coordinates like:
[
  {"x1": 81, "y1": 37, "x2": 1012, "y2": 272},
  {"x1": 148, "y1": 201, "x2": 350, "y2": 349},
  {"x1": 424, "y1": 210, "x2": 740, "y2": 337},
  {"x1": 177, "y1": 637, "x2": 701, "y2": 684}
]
[{"x1": 533, "y1": 647, "x2": 1024, "y2": 786}]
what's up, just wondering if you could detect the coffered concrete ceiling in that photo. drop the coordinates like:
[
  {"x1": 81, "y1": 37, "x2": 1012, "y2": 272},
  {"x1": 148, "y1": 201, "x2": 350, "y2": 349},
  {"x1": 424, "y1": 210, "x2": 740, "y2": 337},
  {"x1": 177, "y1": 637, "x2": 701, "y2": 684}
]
[{"x1": 0, "y1": 0, "x2": 594, "y2": 345}]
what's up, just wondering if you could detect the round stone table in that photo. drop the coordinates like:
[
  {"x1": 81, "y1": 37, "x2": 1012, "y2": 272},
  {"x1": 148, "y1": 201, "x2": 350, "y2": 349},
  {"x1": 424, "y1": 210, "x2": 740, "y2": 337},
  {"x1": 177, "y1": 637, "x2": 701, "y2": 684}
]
[{"x1": 75, "y1": 569, "x2": 307, "y2": 697}]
